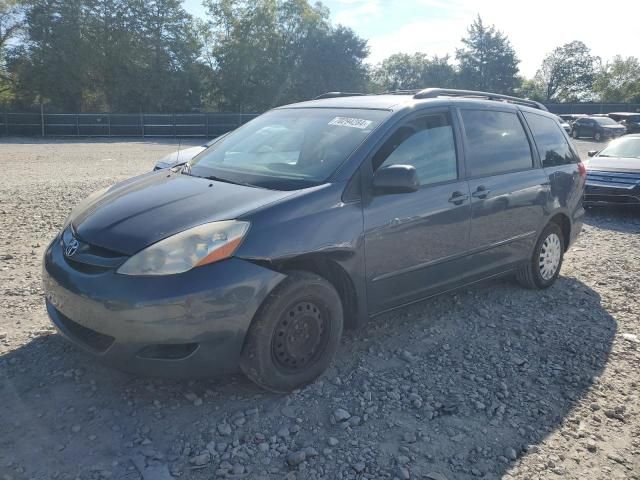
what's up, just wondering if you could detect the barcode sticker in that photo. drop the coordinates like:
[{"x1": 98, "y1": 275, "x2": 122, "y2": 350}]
[{"x1": 328, "y1": 117, "x2": 373, "y2": 129}]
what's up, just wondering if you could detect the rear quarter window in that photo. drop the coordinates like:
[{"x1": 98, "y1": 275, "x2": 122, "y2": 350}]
[
  {"x1": 524, "y1": 112, "x2": 577, "y2": 167},
  {"x1": 460, "y1": 109, "x2": 533, "y2": 177}
]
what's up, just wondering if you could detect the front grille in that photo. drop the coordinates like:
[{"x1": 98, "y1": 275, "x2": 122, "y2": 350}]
[
  {"x1": 586, "y1": 170, "x2": 640, "y2": 188},
  {"x1": 62, "y1": 226, "x2": 128, "y2": 272},
  {"x1": 54, "y1": 308, "x2": 115, "y2": 352}
]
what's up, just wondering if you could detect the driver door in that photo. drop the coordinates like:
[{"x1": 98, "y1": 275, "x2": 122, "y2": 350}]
[{"x1": 363, "y1": 109, "x2": 471, "y2": 313}]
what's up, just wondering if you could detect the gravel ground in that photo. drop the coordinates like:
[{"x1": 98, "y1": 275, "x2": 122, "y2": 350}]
[{"x1": 0, "y1": 137, "x2": 639, "y2": 480}]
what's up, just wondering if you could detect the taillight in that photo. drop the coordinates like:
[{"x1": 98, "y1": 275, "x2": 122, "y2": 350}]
[{"x1": 578, "y1": 162, "x2": 587, "y2": 178}]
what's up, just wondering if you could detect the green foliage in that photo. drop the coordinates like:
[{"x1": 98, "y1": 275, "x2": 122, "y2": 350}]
[
  {"x1": 9, "y1": 0, "x2": 202, "y2": 111},
  {"x1": 535, "y1": 41, "x2": 598, "y2": 102},
  {"x1": 593, "y1": 56, "x2": 640, "y2": 103},
  {"x1": 0, "y1": 0, "x2": 25, "y2": 102},
  {"x1": 455, "y1": 16, "x2": 520, "y2": 95},
  {"x1": 2, "y1": 1, "x2": 639, "y2": 112},
  {"x1": 202, "y1": 0, "x2": 369, "y2": 111},
  {"x1": 372, "y1": 53, "x2": 456, "y2": 92},
  {"x1": 516, "y1": 78, "x2": 545, "y2": 102}
]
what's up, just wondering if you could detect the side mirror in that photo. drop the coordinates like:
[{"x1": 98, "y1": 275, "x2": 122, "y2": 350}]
[
  {"x1": 587, "y1": 150, "x2": 598, "y2": 157},
  {"x1": 372, "y1": 164, "x2": 419, "y2": 194}
]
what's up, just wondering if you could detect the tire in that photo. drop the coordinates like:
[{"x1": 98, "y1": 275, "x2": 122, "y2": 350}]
[
  {"x1": 240, "y1": 271, "x2": 343, "y2": 393},
  {"x1": 516, "y1": 222, "x2": 565, "y2": 289},
  {"x1": 594, "y1": 131, "x2": 602, "y2": 142},
  {"x1": 572, "y1": 129, "x2": 579, "y2": 139}
]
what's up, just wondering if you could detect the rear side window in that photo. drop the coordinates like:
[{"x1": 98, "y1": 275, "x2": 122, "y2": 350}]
[
  {"x1": 460, "y1": 110, "x2": 533, "y2": 177},
  {"x1": 373, "y1": 113, "x2": 458, "y2": 186},
  {"x1": 524, "y1": 112, "x2": 576, "y2": 167}
]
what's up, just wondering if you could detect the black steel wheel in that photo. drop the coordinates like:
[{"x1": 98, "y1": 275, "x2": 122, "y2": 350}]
[
  {"x1": 240, "y1": 271, "x2": 343, "y2": 393},
  {"x1": 271, "y1": 300, "x2": 331, "y2": 373}
]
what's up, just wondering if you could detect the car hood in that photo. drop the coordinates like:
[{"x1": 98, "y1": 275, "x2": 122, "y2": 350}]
[
  {"x1": 72, "y1": 171, "x2": 295, "y2": 255},
  {"x1": 155, "y1": 146, "x2": 207, "y2": 168},
  {"x1": 587, "y1": 156, "x2": 640, "y2": 173}
]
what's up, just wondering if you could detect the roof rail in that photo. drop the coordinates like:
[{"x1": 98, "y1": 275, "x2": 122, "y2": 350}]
[
  {"x1": 413, "y1": 88, "x2": 548, "y2": 111},
  {"x1": 379, "y1": 90, "x2": 422, "y2": 95},
  {"x1": 314, "y1": 92, "x2": 366, "y2": 100}
]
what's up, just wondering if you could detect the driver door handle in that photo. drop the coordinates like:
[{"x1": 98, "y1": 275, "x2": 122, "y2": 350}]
[{"x1": 448, "y1": 191, "x2": 469, "y2": 205}]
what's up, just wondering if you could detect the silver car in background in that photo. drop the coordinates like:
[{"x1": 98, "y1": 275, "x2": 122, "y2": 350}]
[{"x1": 153, "y1": 134, "x2": 229, "y2": 170}]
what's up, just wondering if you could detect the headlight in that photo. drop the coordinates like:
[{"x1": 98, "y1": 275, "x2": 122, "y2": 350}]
[{"x1": 117, "y1": 220, "x2": 250, "y2": 276}]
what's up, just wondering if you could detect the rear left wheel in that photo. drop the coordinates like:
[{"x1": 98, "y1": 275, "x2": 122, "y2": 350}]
[
  {"x1": 240, "y1": 271, "x2": 343, "y2": 393},
  {"x1": 516, "y1": 223, "x2": 565, "y2": 289}
]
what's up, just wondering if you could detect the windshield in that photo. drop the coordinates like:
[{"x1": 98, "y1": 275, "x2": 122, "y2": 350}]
[
  {"x1": 190, "y1": 108, "x2": 389, "y2": 190},
  {"x1": 593, "y1": 117, "x2": 619, "y2": 126},
  {"x1": 598, "y1": 137, "x2": 640, "y2": 158}
]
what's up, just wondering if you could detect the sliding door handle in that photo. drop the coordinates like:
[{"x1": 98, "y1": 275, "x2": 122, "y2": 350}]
[
  {"x1": 471, "y1": 186, "x2": 491, "y2": 199},
  {"x1": 448, "y1": 191, "x2": 469, "y2": 205}
]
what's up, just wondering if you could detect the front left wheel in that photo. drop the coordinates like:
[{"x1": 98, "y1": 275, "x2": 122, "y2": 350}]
[{"x1": 240, "y1": 271, "x2": 343, "y2": 393}]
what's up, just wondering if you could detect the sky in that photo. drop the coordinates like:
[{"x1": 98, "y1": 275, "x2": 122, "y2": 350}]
[{"x1": 183, "y1": 0, "x2": 640, "y2": 78}]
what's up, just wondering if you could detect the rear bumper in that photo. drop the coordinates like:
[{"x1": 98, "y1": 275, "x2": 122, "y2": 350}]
[
  {"x1": 601, "y1": 130, "x2": 625, "y2": 139},
  {"x1": 43, "y1": 236, "x2": 286, "y2": 378}
]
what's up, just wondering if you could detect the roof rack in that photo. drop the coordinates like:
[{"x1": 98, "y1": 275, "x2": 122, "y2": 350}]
[
  {"x1": 413, "y1": 88, "x2": 548, "y2": 111},
  {"x1": 380, "y1": 90, "x2": 422, "y2": 95},
  {"x1": 314, "y1": 92, "x2": 366, "y2": 100}
]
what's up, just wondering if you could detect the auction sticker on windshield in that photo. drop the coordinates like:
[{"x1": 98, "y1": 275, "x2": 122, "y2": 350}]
[{"x1": 328, "y1": 117, "x2": 373, "y2": 129}]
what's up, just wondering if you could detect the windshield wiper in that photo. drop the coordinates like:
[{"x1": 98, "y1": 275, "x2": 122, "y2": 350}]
[
  {"x1": 180, "y1": 164, "x2": 257, "y2": 188},
  {"x1": 205, "y1": 175, "x2": 256, "y2": 188}
]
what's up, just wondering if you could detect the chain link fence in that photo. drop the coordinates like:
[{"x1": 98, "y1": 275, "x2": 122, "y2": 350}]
[
  {"x1": 2, "y1": 104, "x2": 640, "y2": 137},
  {"x1": 545, "y1": 103, "x2": 640, "y2": 115},
  {"x1": 0, "y1": 112, "x2": 259, "y2": 137}
]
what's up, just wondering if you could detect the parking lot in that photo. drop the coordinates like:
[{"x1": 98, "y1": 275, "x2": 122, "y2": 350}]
[{"x1": 0, "y1": 137, "x2": 638, "y2": 480}]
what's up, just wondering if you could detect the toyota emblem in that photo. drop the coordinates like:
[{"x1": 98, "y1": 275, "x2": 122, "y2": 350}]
[{"x1": 65, "y1": 237, "x2": 80, "y2": 257}]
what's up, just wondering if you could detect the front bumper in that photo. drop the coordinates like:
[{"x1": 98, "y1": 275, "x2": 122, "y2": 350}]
[
  {"x1": 43, "y1": 235, "x2": 286, "y2": 377},
  {"x1": 584, "y1": 175, "x2": 640, "y2": 206}
]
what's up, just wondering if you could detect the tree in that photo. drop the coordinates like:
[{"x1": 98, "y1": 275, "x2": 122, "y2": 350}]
[
  {"x1": 287, "y1": 25, "x2": 369, "y2": 101},
  {"x1": 535, "y1": 41, "x2": 598, "y2": 102},
  {"x1": 0, "y1": 0, "x2": 24, "y2": 103},
  {"x1": 14, "y1": 0, "x2": 90, "y2": 111},
  {"x1": 516, "y1": 78, "x2": 545, "y2": 102},
  {"x1": 456, "y1": 16, "x2": 519, "y2": 94},
  {"x1": 202, "y1": 0, "x2": 369, "y2": 111},
  {"x1": 372, "y1": 53, "x2": 457, "y2": 92},
  {"x1": 128, "y1": 0, "x2": 203, "y2": 111},
  {"x1": 593, "y1": 56, "x2": 640, "y2": 103},
  {"x1": 10, "y1": 0, "x2": 203, "y2": 112}
]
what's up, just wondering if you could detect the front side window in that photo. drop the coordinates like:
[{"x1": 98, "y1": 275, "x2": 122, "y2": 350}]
[
  {"x1": 461, "y1": 110, "x2": 533, "y2": 177},
  {"x1": 524, "y1": 112, "x2": 576, "y2": 167},
  {"x1": 373, "y1": 113, "x2": 458, "y2": 186},
  {"x1": 190, "y1": 108, "x2": 389, "y2": 190}
]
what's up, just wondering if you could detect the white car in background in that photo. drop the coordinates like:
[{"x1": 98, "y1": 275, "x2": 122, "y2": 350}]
[
  {"x1": 153, "y1": 134, "x2": 228, "y2": 170},
  {"x1": 555, "y1": 115, "x2": 572, "y2": 134},
  {"x1": 154, "y1": 125, "x2": 297, "y2": 170}
]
